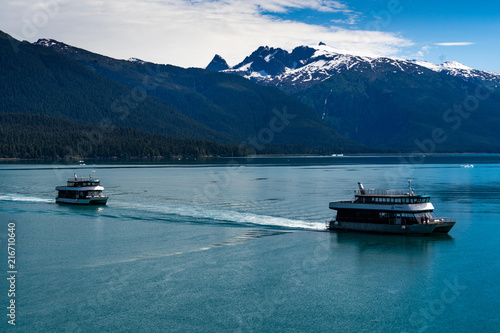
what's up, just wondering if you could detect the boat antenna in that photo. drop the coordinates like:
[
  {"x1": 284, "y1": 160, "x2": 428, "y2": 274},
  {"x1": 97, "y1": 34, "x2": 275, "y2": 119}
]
[{"x1": 408, "y1": 179, "x2": 414, "y2": 196}]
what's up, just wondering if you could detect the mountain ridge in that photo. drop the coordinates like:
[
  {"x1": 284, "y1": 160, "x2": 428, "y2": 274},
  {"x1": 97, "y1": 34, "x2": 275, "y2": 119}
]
[
  {"x1": 2, "y1": 30, "x2": 499, "y2": 155},
  {"x1": 0, "y1": 33, "x2": 225, "y2": 142},
  {"x1": 206, "y1": 43, "x2": 500, "y2": 151},
  {"x1": 208, "y1": 43, "x2": 500, "y2": 94}
]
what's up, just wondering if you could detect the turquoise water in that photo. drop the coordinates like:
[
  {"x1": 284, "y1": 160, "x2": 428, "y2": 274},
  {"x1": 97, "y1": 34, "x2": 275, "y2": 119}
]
[{"x1": 0, "y1": 155, "x2": 499, "y2": 332}]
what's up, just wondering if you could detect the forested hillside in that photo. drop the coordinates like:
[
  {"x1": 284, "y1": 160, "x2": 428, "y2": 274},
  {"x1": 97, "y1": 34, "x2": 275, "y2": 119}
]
[
  {"x1": 294, "y1": 70, "x2": 500, "y2": 152},
  {"x1": 0, "y1": 113, "x2": 241, "y2": 158},
  {"x1": 0, "y1": 32, "x2": 227, "y2": 142}
]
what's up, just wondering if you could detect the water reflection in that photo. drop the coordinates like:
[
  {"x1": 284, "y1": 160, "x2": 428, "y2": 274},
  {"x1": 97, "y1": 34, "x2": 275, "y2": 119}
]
[
  {"x1": 333, "y1": 230, "x2": 453, "y2": 247},
  {"x1": 329, "y1": 231, "x2": 454, "y2": 265}
]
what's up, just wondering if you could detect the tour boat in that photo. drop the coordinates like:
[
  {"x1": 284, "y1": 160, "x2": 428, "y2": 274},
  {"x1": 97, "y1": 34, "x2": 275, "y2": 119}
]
[
  {"x1": 56, "y1": 172, "x2": 108, "y2": 205},
  {"x1": 328, "y1": 181, "x2": 455, "y2": 234}
]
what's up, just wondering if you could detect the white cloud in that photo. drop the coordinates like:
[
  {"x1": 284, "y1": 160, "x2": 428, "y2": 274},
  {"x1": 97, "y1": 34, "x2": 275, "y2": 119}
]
[
  {"x1": 330, "y1": 13, "x2": 359, "y2": 25},
  {"x1": 422, "y1": 45, "x2": 432, "y2": 52},
  {"x1": 409, "y1": 44, "x2": 432, "y2": 59},
  {"x1": 434, "y1": 42, "x2": 474, "y2": 46},
  {"x1": 1, "y1": 0, "x2": 413, "y2": 68}
]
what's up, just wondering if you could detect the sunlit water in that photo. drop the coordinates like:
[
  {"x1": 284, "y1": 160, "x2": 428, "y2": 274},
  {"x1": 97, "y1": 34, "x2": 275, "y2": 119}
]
[{"x1": 0, "y1": 155, "x2": 499, "y2": 332}]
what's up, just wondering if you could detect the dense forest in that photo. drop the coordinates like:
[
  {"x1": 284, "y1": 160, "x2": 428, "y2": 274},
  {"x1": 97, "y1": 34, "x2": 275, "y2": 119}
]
[{"x1": 0, "y1": 113, "x2": 243, "y2": 159}]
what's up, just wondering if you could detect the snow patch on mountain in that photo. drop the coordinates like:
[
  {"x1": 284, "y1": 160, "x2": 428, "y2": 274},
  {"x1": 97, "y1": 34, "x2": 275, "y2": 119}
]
[
  {"x1": 35, "y1": 38, "x2": 73, "y2": 52},
  {"x1": 442, "y1": 61, "x2": 472, "y2": 70},
  {"x1": 410, "y1": 59, "x2": 500, "y2": 82},
  {"x1": 128, "y1": 58, "x2": 146, "y2": 64},
  {"x1": 411, "y1": 60, "x2": 442, "y2": 72}
]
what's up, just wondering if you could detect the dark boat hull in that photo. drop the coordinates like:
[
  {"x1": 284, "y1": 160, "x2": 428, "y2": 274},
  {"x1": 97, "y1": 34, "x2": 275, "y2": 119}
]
[{"x1": 328, "y1": 221, "x2": 455, "y2": 235}]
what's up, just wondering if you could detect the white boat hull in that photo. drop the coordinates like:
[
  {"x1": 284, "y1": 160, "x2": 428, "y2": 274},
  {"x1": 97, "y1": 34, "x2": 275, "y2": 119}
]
[{"x1": 56, "y1": 197, "x2": 108, "y2": 205}]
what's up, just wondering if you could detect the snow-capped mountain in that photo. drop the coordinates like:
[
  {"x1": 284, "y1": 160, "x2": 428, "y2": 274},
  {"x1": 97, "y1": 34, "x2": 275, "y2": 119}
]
[
  {"x1": 204, "y1": 43, "x2": 500, "y2": 150},
  {"x1": 208, "y1": 43, "x2": 500, "y2": 92}
]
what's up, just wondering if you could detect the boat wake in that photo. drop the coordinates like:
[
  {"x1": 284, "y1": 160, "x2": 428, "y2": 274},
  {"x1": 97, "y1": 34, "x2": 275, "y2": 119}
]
[
  {"x1": 0, "y1": 192, "x2": 327, "y2": 231},
  {"x1": 112, "y1": 201, "x2": 326, "y2": 231},
  {"x1": 0, "y1": 194, "x2": 53, "y2": 203}
]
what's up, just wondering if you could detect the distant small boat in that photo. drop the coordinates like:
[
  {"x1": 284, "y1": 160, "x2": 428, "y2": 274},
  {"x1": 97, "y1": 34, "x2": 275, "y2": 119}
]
[
  {"x1": 331, "y1": 154, "x2": 344, "y2": 157},
  {"x1": 460, "y1": 164, "x2": 474, "y2": 168},
  {"x1": 327, "y1": 180, "x2": 455, "y2": 234},
  {"x1": 55, "y1": 172, "x2": 108, "y2": 205}
]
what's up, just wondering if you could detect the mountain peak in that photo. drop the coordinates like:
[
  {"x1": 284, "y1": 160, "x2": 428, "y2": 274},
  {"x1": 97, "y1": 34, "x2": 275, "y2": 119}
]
[
  {"x1": 0, "y1": 30, "x2": 15, "y2": 40},
  {"x1": 441, "y1": 60, "x2": 471, "y2": 70},
  {"x1": 35, "y1": 38, "x2": 75, "y2": 53},
  {"x1": 206, "y1": 54, "x2": 229, "y2": 71},
  {"x1": 35, "y1": 38, "x2": 61, "y2": 47}
]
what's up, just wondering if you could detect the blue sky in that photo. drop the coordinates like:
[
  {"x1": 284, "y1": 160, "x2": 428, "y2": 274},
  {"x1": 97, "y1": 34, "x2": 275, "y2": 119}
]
[
  {"x1": 2, "y1": 0, "x2": 499, "y2": 72},
  {"x1": 267, "y1": 0, "x2": 500, "y2": 72}
]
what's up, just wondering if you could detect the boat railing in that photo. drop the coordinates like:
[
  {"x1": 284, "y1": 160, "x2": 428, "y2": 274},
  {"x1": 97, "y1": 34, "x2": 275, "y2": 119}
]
[
  {"x1": 355, "y1": 189, "x2": 411, "y2": 196},
  {"x1": 67, "y1": 177, "x2": 99, "y2": 182},
  {"x1": 84, "y1": 194, "x2": 106, "y2": 198},
  {"x1": 429, "y1": 217, "x2": 456, "y2": 223}
]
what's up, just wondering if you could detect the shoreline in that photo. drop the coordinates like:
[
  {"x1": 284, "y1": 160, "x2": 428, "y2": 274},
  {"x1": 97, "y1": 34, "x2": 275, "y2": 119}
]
[{"x1": 1, "y1": 152, "x2": 498, "y2": 163}]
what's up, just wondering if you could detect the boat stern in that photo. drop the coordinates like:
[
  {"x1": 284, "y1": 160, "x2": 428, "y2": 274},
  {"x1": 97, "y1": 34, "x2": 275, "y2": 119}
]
[{"x1": 429, "y1": 221, "x2": 455, "y2": 234}]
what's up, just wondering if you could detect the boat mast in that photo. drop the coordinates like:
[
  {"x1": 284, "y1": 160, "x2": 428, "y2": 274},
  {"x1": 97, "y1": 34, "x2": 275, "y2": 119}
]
[
  {"x1": 357, "y1": 182, "x2": 366, "y2": 195},
  {"x1": 408, "y1": 179, "x2": 414, "y2": 196}
]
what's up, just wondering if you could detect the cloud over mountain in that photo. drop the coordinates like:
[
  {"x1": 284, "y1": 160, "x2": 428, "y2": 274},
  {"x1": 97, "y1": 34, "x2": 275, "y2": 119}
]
[{"x1": 1, "y1": 0, "x2": 411, "y2": 68}]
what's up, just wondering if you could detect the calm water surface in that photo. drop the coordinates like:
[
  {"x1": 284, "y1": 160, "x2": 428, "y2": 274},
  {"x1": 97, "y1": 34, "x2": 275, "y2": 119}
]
[{"x1": 0, "y1": 155, "x2": 499, "y2": 332}]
